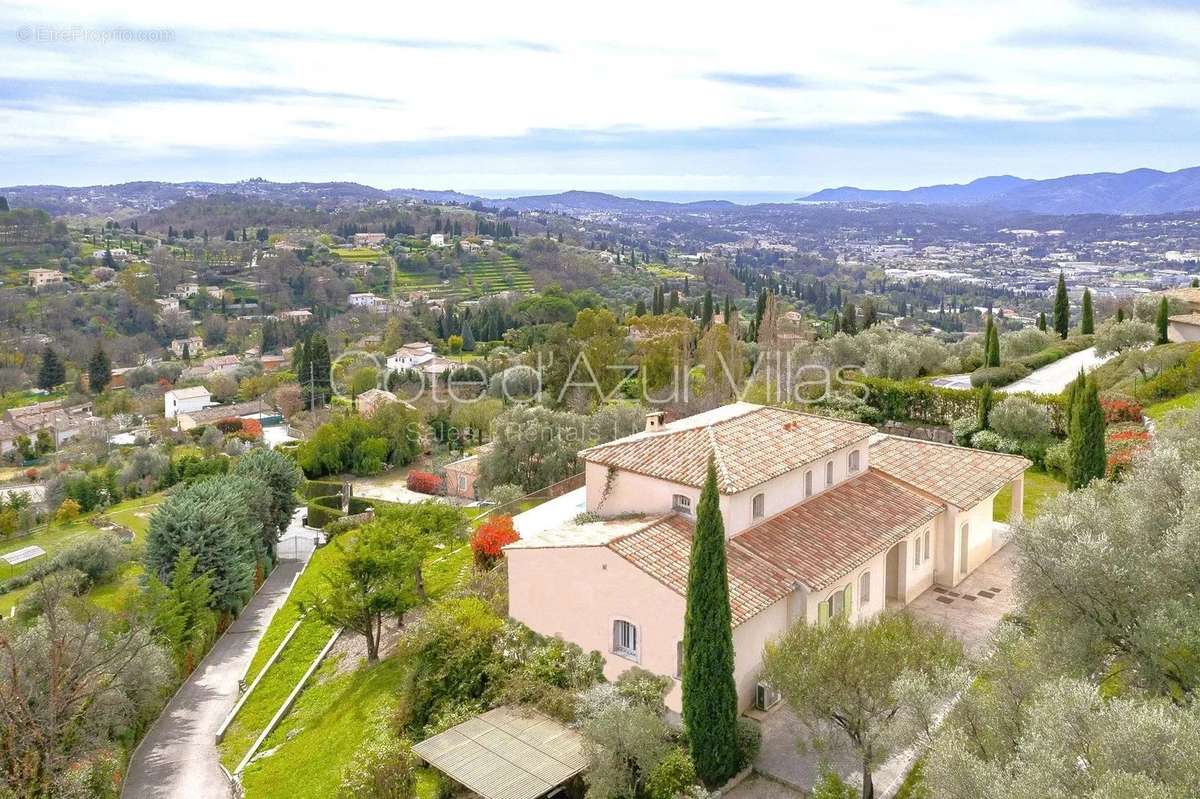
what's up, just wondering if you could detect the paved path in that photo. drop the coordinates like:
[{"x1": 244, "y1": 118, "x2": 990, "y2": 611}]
[
  {"x1": 122, "y1": 511, "x2": 315, "y2": 799},
  {"x1": 1002, "y1": 346, "x2": 1112, "y2": 395}
]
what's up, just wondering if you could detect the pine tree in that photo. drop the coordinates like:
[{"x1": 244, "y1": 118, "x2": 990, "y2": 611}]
[
  {"x1": 682, "y1": 458, "x2": 740, "y2": 787},
  {"x1": 37, "y1": 346, "x2": 65, "y2": 391},
  {"x1": 1068, "y1": 376, "x2": 1106, "y2": 490},
  {"x1": 88, "y1": 343, "x2": 111, "y2": 393},
  {"x1": 1053, "y1": 271, "x2": 1070, "y2": 339},
  {"x1": 1037, "y1": 311, "x2": 1047, "y2": 332},
  {"x1": 1080, "y1": 288, "x2": 1094, "y2": 335},
  {"x1": 1156, "y1": 297, "x2": 1170, "y2": 345}
]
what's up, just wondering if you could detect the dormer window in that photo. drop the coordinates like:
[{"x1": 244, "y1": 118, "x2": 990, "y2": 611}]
[
  {"x1": 672, "y1": 494, "x2": 692, "y2": 515},
  {"x1": 848, "y1": 450, "x2": 861, "y2": 473},
  {"x1": 752, "y1": 492, "x2": 766, "y2": 519},
  {"x1": 805, "y1": 470, "x2": 813, "y2": 498}
]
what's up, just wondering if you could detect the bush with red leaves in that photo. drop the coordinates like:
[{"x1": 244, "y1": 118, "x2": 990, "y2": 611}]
[
  {"x1": 470, "y1": 514, "x2": 519, "y2": 568},
  {"x1": 1100, "y1": 397, "x2": 1144, "y2": 424},
  {"x1": 406, "y1": 470, "x2": 443, "y2": 495},
  {"x1": 237, "y1": 418, "x2": 263, "y2": 440}
]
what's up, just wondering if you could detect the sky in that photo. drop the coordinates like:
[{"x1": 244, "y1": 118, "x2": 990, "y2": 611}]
[{"x1": 3, "y1": 0, "x2": 1200, "y2": 197}]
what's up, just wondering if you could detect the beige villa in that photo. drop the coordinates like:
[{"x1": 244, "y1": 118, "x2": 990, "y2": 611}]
[{"x1": 506, "y1": 403, "x2": 1028, "y2": 713}]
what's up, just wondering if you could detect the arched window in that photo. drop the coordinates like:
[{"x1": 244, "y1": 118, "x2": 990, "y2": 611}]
[
  {"x1": 848, "y1": 449, "x2": 861, "y2": 473},
  {"x1": 859, "y1": 571, "x2": 871, "y2": 606},
  {"x1": 804, "y1": 470, "x2": 813, "y2": 498},
  {"x1": 672, "y1": 494, "x2": 692, "y2": 515},
  {"x1": 914, "y1": 537, "x2": 921, "y2": 567},
  {"x1": 825, "y1": 460, "x2": 834, "y2": 486},
  {"x1": 923, "y1": 530, "x2": 930, "y2": 562},
  {"x1": 613, "y1": 620, "x2": 638, "y2": 658},
  {"x1": 752, "y1": 492, "x2": 766, "y2": 519}
]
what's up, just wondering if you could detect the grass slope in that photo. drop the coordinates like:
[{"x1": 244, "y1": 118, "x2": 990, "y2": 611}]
[{"x1": 994, "y1": 470, "x2": 1066, "y2": 524}]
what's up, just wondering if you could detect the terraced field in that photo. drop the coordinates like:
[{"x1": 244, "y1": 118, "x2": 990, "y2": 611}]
[{"x1": 393, "y1": 252, "x2": 533, "y2": 300}]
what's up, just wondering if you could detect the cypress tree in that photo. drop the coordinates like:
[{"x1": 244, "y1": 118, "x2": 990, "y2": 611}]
[
  {"x1": 1193, "y1": 277, "x2": 1199, "y2": 288},
  {"x1": 1068, "y1": 376, "x2": 1106, "y2": 490},
  {"x1": 1080, "y1": 288, "x2": 1094, "y2": 335},
  {"x1": 1037, "y1": 311, "x2": 1047, "y2": 332},
  {"x1": 1156, "y1": 297, "x2": 1170, "y2": 345},
  {"x1": 841, "y1": 301, "x2": 857, "y2": 335},
  {"x1": 1053, "y1": 271, "x2": 1070, "y2": 339},
  {"x1": 977, "y1": 382, "x2": 994, "y2": 430},
  {"x1": 723, "y1": 295, "x2": 731, "y2": 324},
  {"x1": 986, "y1": 320, "x2": 1001, "y2": 368},
  {"x1": 702, "y1": 289, "x2": 714, "y2": 328},
  {"x1": 682, "y1": 458, "x2": 740, "y2": 787},
  {"x1": 88, "y1": 343, "x2": 111, "y2": 393},
  {"x1": 634, "y1": 298, "x2": 646, "y2": 316},
  {"x1": 37, "y1": 346, "x2": 65, "y2": 391},
  {"x1": 462, "y1": 320, "x2": 475, "y2": 351},
  {"x1": 1116, "y1": 306, "x2": 1125, "y2": 323}
]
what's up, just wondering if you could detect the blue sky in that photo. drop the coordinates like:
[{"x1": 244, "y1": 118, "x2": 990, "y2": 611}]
[{"x1": 3, "y1": 0, "x2": 1200, "y2": 196}]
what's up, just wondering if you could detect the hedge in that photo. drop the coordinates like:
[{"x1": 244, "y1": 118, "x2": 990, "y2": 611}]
[
  {"x1": 301, "y1": 479, "x2": 344, "y2": 500},
  {"x1": 859, "y1": 376, "x2": 1067, "y2": 434},
  {"x1": 306, "y1": 494, "x2": 373, "y2": 530},
  {"x1": 1017, "y1": 335, "x2": 1092, "y2": 371},
  {"x1": 970, "y1": 363, "x2": 1031, "y2": 388}
]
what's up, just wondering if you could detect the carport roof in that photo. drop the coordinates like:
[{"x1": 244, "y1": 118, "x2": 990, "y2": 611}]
[{"x1": 412, "y1": 706, "x2": 587, "y2": 799}]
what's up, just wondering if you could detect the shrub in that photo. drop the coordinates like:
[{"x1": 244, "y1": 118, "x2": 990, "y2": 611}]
[
  {"x1": 950, "y1": 416, "x2": 979, "y2": 447},
  {"x1": 54, "y1": 533, "x2": 125, "y2": 582},
  {"x1": 970, "y1": 363, "x2": 1031, "y2": 388},
  {"x1": 1134, "y1": 365, "x2": 1196, "y2": 403},
  {"x1": 735, "y1": 718, "x2": 761, "y2": 771},
  {"x1": 237, "y1": 418, "x2": 263, "y2": 440},
  {"x1": 485, "y1": 484, "x2": 525, "y2": 508},
  {"x1": 1100, "y1": 396, "x2": 1144, "y2": 424},
  {"x1": 970, "y1": 430, "x2": 1019, "y2": 453},
  {"x1": 214, "y1": 417, "x2": 244, "y2": 434},
  {"x1": 1044, "y1": 439, "x2": 1071, "y2": 477},
  {"x1": 55, "y1": 498, "x2": 81, "y2": 523},
  {"x1": 337, "y1": 728, "x2": 417, "y2": 799},
  {"x1": 988, "y1": 397, "x2": 1054, "y2": 443},
  {"x1": 646, "y1": 748, "x2": 698, "y2": 799},
  {"x1": 810, "y1": 768, "x2": 858, "y2": 799},
  {"x1": 406, "y1": 470, "x2": 442, "y2": 495},
  {"x1": 470, "y1": 515, "x2": 518, "y2": 568}
]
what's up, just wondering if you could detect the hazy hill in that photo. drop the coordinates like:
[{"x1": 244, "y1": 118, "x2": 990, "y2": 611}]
[{"x1": 803, "y1": 166, "x2": 1200, "y2": 215}]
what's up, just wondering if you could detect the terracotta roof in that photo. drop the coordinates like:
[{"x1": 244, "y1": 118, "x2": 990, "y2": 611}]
[
  {"x1": 1164, "y1": 286, "x2": 1200, "y2": 306},
  {"x1": 1168, "y1": 312, "x2": 1200, "y2": 326},
  {"x1": 581, "y1": 403, "x2": 874, "y2": 493},
  {"x1": 733, "y1": 470, "x2": 942, "y2": 591},
  {"x1": 870, "y1": 435, "x2": 1029, "y2": 509},
  {"x1": 607, "y1": 515, "x2": 795, "y2": 625}
]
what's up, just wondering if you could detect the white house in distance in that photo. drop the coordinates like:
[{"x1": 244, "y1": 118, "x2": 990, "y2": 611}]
[
  {"x1": 170, "y1": 336, "x2": 204, "y2": 358},
  {"x1": 92, "y1": 247, "x2": 129, "y2": 261},
  {"x1": 385, "y1": 341, "x2": 453, "y2": 377},
  {"x1": 430, "y1": 233, "x2": 446, "y2": 247},
  {"x1": 164, "y1": 385, "x2": 212, "y2": 419},
  {"x1": 353, "y1": 232, "x2": 387, "y2": 247},
  {"x1": 506, "y1": 403, "x2": 1029, "y2": 712}
]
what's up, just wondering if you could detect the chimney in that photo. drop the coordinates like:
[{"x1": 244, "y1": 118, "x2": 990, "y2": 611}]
[{"x1": 645, "y1": 411, "x2": 665, "y2": 432}]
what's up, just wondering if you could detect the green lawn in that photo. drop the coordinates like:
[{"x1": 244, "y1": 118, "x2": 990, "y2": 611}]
[
  {"x1": 1145, "y1": 390, "x2": 1200, "y2": 421},
  {"x1": 88, "y1": 561, "x2": 144, "y2": 613},
  {"x1": 238, "y1": 655, "x2": 406, "y2": 799},
  {"x1": 994, "y1": 470, "x2": 1066, "y2": 524}
]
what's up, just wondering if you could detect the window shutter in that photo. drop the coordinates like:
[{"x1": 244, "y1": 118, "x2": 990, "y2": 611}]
[
  {"x1": 817, "y1": 600, "x2": 829, "y2": 626},
  {"x1": 843, "y1": 584, "x2": 853, "y2": 617}
]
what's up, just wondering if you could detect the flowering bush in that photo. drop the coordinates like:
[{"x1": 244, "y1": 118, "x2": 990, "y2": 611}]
[
  {"x1": 1105, "y1": 422, "x2": 1150, "y2": 479},
  {"x1": 470, "y1": 514, "x2": 518, "y2": 568},
  {"x1": 23, "y1": 467, "x2": 38, "y2": 482},
  {"x1": 237, "y1": 418, "x2": 263, "y2": 440},
  {"x1": 406, "y1": 470, "x2": 442, "y2": 495},
  {"x1": 214, "y1": 417, "x2": 244, "y2": 434},
  {"x1": 1100, "y1": 397, "x2": 1144, "y2": 424}
]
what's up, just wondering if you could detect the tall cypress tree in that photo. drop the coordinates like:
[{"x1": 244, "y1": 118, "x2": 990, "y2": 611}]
[
  {"x1": 1053, "y1": 272, "x2": 1070, "y2": 339},
  {"x1": 1080, "y1": 288, "x2": 1094, "y2": 335},
  {"x1": 1116, "y1": 306, "x2": 1125, "y2": 323},
  {"x1": 682, "y1": 458, "x2": 740, "y2": 788},
  {"x1": 1068, "y1": 376, "x2": 1106, "y2": 490},
  {"x1": 37, "y1": 346, "x2": 65, "y2": 391},
  {"x1": 1037, "y1": 311, "x2": 1047, "y2": 332},
  {"x1": 841, "y1": 301, "x2": 858, "y2": 335},
  {"x1": 88, "y1": 343, "x2": 111, "y2": 393},
  {"x1": 701, "y1": 289, "x2": 714, "y2": 328},
  {"x1": 1156, "y1": 297, "x2": 1170, "y2": 345},
  {"x1": 987, "y1": 322, "x2": 1001, "y2": 367},
  {"x1": 977, "y1": 382, "x2": 994, "y2": 430}
]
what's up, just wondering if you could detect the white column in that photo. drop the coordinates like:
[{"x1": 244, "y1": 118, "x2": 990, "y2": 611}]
[{"x1": 1009, "y1": 475, "x2": 1025, "y2": 525}]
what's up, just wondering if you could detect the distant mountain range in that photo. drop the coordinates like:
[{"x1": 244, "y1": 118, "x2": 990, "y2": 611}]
[
  {"x1": 6, "y1": 165, "x2": 1200, "y2": 218},
  {"x1": 802, "y1": 166, "x2": 1200, "y2": 215}
]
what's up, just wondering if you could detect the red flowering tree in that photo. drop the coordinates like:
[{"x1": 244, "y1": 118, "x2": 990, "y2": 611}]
[
  {"x1": 470, "y1": 514, "x2": 519, "y2": 569},
  {"x1": 406, "y1": 470, "x2": 443, "y2": 495}
]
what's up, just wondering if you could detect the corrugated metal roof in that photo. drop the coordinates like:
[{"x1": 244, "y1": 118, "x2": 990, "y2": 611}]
[{"x1": 412, "y1": 706, "x2": 587, "y2": 799}]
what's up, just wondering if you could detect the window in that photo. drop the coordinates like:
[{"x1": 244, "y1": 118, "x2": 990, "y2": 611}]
[
  {"x1": 829, "y1": 589, "x2": 845, "y2": 617},
  {"x1": 923, "y1": 530, "x2": 930, "y2": 562},
  {"x1": 859, "y1": 571, "x2": 871, "y2": 606},
  {"x1": 826, "y1": 460, "x2": 834, "y2": 486},
  {"x1": 672, "y1": 494, "x2": 692, "y2": 515},
  {"x1": 613, "y1": 620, "x2": 638, "y2": 658},
  {"x1": 752, "y1": 492, "x2": 766, "y2": 519},
  {"x1": 457, "y1": 474, "x2": 467, "y2": 491},
  {"x1": 914, "y1": 538, "x2": 921, "y2": 567},
  {"x1": 805, "y1": 470, "x2": 813, "y2": 498},
  {"x1": 848, "y1": 450, "x2": 861, "y2": 473}
]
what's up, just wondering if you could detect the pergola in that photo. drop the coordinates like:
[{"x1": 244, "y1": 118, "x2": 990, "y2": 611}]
[{"x1": 412, "y1": 705, "x2": 587, "y2": 799}]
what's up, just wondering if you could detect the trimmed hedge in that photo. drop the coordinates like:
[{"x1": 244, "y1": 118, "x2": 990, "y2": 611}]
[
  {"x1": 306, "y1": 494, "x2": 373, "y2": 529},
  {"x1": 301, "y1": 479, "x2": 344, "y2": 500},
  {"x1": 970, "y1": 363, "x2": 1031, "y2": 388},
  {"x1": 859, "y1": 376, "x2": 1067, "y2": 434}
]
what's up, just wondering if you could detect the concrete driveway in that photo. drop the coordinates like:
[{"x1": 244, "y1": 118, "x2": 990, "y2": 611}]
[
  {"x1": 122, "y1": 511, "x2": 314, "y2": 799},
  {"x1": 1003, "y1": 346, "x2": 1112, "y2": 395}
]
